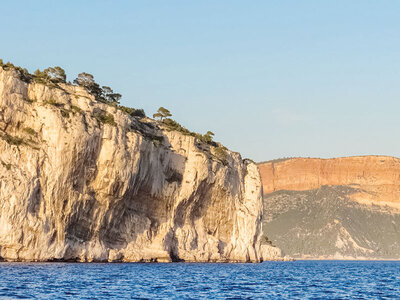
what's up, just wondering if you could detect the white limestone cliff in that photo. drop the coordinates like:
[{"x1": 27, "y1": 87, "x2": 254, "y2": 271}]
[{"x1": 0, "y1": 68, "x2": 280, "y2": 262}]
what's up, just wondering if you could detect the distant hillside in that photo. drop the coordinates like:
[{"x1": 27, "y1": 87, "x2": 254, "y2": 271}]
[{"x1": 258, "y1": 156, "x2": 400, "y2": 259}]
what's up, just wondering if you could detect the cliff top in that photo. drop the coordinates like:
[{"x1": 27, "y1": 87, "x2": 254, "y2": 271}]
[
  {"x1": 0, "y1": 60, "x2": 237, "y2": 165},
  {"x1": 258, "y1": 155, "x2": 400, "y2": 210},
  {"x1": 258, "y1": 155, "x2": 400, "y2": 165}
]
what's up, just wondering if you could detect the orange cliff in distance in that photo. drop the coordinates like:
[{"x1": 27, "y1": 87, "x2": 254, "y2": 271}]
[{"x1": 258, "y1": 156, "x2": 400, "y2": 210}]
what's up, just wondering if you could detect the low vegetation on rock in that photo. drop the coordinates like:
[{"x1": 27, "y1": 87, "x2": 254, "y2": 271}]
[
  {"x1": 0, "y1": 58, "x2": 145, "y2": 120},
  {"x1": 71, "y1": 105, "x2": 82, "y2": 114},
  {"x1": 258, "y1": 157, "x2": 296, "y2": 164},
  {"x1": 0, "y1": 160, "x2": 11, "y2": 170},
  {"x1": 93, "y1": 109, "x2": 116, "y2": 126},
  {"x1": 153, "y1": 107, "x2": 218, "y2": 146},
  {"x1": 119, "y1": 105, "x2": 146, "y2": 118},
  {"x1": 0, "y1": 59, "x2": 31, "y2": 83},
  {"x1": 33, "y1": 67, "x2": 66, "y2": 85},
  {"x1": 23, "y1": 127, "x2": 37, "y2": 136},
  {"x1": 0, "y1": 59, "x2": 228, "y2": 161},
  {"x1": 1, "y1": 133, "x2": 25, "y2": 146},
  {"x1": 212, "y1": 146, "x2": 228, "y2": 165}
]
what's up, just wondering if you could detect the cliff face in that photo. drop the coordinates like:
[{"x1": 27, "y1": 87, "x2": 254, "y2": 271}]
[
  {"x1": 259, "y1": 156, "x2": 400, "y2": 209},
  {"x1": 259, "y1": 157, "x2": 400, "y2": 259},
  {"x1": 0, "y1": 68, "x2": 280, "y2": 262}
]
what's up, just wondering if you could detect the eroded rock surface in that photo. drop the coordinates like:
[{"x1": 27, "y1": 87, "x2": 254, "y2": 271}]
[{"x1": 0, "y1": 68, "x2": 280, "y2": 262}]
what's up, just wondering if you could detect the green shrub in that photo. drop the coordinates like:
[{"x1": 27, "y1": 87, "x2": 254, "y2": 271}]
[
  {"x1": 0, "y1": 60, "x2": 68, "y2": 85},
  {"x1": 119, "y1": 105, "x2": 146, "y2": 118},
  {"x1": 44, "y1": 100, "x2": 64, "y2": 108},
  {"x1": 23, "y1": 97, "x2": 35, "y2": 104},
  {"x1": 162, "y1": 118, "x2": 193, "y2": 136},
  {"x1": 1, "y1": 160, "x2": 11, "y2": 170},
  {"x1": 60, "y1": 110, "x2": 70, "y2": 118},
  {"x1": 71, "y1": 105, "x2": 82, "y2": 113},
  {"x1": 1, "y1": 133, "x2": 40, "y2": 150},
  {"x1": 32, "y1": 69, "x2": 48, "y2": 84},
  {"x1": 2, "y1": 134, "x2": 24, "y2": 146},
  {"x1": 93, "y1": 109, "x2": 116, "y2": 126},
  {"x1": 213, "y1": 146, "x2": 228, "y2": 165},
  {"x1": 131, "y1": 108, "x2": 146, "y2": 118},
  {"x1": 74, "y1": 72, "x2": 103, "y2": 102},
  {"x1": 161, "y1": 118, "x2": 217, "y2": 146},
  {"x1": 43, "y1": 100, "x2": 71, "y2": 118},
  {"x1": 16, "y1": 67, "x2": 32, "y2": 83},
  {"x1": 23, "y1": 127, "x2": 36, "y2": 136},
  {"x1": 1, "y1": 61, "x2": 31, "y2": 83},
  {"x1": 151, "y1": 135, "x2": 164, "y2": 146},
  {"x1": 201, "y1": 131, "x2": 214, "y2": 143},
  {"x1": 32, "y1": 67, "x2": 66, "y2": 85},
  {"x1": 118, "y1": 106, "x2": 134, "y2": 115},
  {"x1": 102, "y1": 86, "x2": 121, "y2": 104},
  {"x1": 2, "y1": 62, "x2": 16, "y2": 71}
]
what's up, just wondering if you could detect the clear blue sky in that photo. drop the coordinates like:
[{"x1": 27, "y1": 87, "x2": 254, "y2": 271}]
[{"x1": 1, "y1": 1, "x2": 399, "y2": 161}]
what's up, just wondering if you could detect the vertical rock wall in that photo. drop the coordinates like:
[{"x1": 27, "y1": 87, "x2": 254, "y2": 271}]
[{"x1": 0, "y1": 68, "x2": 280, "y2": 262}]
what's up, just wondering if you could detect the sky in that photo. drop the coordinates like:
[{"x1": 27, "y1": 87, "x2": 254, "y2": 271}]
[{"x1": 1, "y1": 1, "x2": 399, "y2": 162}]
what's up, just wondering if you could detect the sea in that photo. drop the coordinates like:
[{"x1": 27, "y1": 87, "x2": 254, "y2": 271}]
[{"x1": 0, "y1": 260, "x2": 399, "y2": 299}]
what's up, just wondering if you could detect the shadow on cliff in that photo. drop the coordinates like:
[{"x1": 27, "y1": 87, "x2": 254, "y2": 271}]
[
  {"x1": 34, "y1": 111, "x2": 230, "y2": 262},
  {"x1": 162, "y1": 138, "x2": 235, "y2": 261},
  {"x1": 90, "y1": 131, "x2": 188, "y2": 261}
]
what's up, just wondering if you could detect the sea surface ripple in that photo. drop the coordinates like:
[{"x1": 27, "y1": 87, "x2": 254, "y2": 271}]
[{"x1": 0, "y1": 260, "x2": 399, "y2": 299}]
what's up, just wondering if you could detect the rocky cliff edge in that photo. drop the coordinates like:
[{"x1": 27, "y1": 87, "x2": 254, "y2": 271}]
[{"x1": 0, "y1": 68, "x2": 280, "y2": 262}]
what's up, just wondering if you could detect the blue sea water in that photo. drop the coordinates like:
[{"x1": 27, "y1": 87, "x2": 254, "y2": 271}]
[{"x1": 0, "y1": 261, "x2": 399, "y2": 299}]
